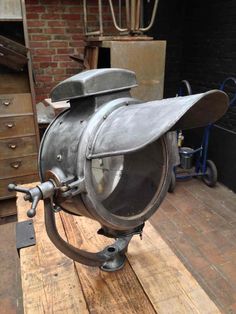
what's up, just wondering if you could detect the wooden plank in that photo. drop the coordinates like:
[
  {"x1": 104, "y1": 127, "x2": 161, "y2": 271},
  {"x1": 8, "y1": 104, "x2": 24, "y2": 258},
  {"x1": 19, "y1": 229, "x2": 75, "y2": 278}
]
[
  {"x1": 0, "y1": 198, "x2": 17, "y2": 216},
  {"x1": 0, "y1": 45, "x2": 28, "y2": 71},
  {"x1": 0, "y1": 35, "x2": 28, "y2": 56},
  {"x1": 128, "y1": 222, "x2": 221, "y2": 314},
  {"x1": 60, "y1": 212, "x2": 156, "y2": 314},
  {"x1": 18, "y1": 183, "x2": 221, "y2": 314},
  {"x1": 0, "y1": 73, "x2": 30, "y2": 94},
  {"x1": 17, "y1": 189, "x2": 89, "y2": 314}
]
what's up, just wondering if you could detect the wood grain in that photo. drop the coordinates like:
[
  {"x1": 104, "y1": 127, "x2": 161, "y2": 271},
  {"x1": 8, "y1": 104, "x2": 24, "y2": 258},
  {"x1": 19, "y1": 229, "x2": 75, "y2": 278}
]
[
  {"x1": 18, "y1": 184, "x2": 221, "y2": 314},
  {"x1": 17, "y1": 191, "x2": 88, "y2": 314},
  {"x1": 128, "y1": 221, "x2": 220, "y2": 314},
  {"x1": 60, "y1": 212, "x2": 156, "y2": 314}
]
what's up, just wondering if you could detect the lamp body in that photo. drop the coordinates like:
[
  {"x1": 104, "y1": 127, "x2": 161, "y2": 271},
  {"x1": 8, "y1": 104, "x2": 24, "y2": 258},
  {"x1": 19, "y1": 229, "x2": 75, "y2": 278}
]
[{"x1": 40, "y1": 88, "x2": 172, "y2": 236}]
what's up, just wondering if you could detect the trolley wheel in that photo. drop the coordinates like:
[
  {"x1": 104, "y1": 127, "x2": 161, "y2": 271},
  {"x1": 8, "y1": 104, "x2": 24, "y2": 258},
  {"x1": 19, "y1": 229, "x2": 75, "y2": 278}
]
[
  {"x1": 168, "y1": 170, "x2": 176, "y2": 193},
  {"x1": 202, "y1": 160, "x2": 217, "y2": 187}
]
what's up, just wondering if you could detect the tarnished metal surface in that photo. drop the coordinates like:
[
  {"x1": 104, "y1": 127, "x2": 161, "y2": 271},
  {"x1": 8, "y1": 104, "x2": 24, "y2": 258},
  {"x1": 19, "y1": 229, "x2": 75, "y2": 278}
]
[
  {"x1": 50, "y1": 68, "x2": 137, "y2": 102},
  {"x1": 9, "y1": 68, "x2": 229, "y2": 271},
  {"x1": 88, "y1": 90, "x2": 228, "y2": 159}
]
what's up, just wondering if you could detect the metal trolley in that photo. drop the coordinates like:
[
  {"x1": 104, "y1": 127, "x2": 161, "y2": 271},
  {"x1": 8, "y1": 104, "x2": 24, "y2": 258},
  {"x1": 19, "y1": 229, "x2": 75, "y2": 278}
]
[{"x1": 169, "y1": 77, "x2": 236, "y2": 192}]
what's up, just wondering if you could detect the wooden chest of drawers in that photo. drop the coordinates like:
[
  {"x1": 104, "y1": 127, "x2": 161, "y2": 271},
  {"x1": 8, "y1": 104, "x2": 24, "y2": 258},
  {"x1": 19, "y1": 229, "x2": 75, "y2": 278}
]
[{"x1": 0, "y1": 93, "x2": 39, "y2": 200}]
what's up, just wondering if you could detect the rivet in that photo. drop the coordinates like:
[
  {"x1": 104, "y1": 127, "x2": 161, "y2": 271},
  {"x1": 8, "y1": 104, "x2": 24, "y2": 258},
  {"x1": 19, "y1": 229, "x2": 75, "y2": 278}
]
[
  {"x1": 103, "y1": 115, "x2": 107, "y2": 119},
  {"x1": 56, "y1": 154, "x2": 62, "y2": 161}
]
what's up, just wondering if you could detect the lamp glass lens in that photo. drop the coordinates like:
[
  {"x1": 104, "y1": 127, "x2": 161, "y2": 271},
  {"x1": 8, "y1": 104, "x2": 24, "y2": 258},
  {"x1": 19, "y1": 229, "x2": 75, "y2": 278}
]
[{"x1": 91, "y1": 140, "x2": 165, "y2": 218}]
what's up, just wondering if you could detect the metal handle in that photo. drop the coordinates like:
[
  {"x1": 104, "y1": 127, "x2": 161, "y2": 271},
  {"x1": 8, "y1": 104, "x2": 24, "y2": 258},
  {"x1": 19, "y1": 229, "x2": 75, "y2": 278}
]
[
  {"x1": 8, "y1": 144, "x2": 17, "y2": 149},
  {"x1": 2, "y1": 100, "x2": 11, "y2": 106},
  {"x1": 8, "y1": 181, "x2": 55, "y2": 218},
  {"x1": 6, "y1": 122, "x2": 14, "y2": 128},
  {"x1": 10, "y1": 161, "x2": 21, "y2": 169},
  {"x1": 44, "y1": 199, "x2": 131, "y2": 271}
]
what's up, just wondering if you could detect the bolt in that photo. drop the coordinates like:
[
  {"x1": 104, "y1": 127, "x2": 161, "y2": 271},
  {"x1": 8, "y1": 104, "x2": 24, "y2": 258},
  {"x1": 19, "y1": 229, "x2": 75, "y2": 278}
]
[
  {"x1": 56, "y1": 154, "x2": 62, "y2": 161},
  {"x1": 103, "y1": 115, "x2": 107, "y2": 119}
]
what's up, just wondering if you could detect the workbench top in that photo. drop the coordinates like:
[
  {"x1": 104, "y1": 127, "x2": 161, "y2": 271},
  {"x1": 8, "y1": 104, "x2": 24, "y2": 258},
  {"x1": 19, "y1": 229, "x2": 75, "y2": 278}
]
[{"x1": 17, "y1": 187, "x2": 220, "y2": 314}]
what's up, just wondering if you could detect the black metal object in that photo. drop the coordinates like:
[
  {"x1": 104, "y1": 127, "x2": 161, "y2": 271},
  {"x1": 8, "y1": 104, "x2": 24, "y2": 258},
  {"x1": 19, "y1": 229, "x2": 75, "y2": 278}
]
[
  {"x1": 9, "y1": 68, "x2": 229, "y2": 272},
  {"x1": 16, "y1": 220, "x2": 36, "y2": 251}
]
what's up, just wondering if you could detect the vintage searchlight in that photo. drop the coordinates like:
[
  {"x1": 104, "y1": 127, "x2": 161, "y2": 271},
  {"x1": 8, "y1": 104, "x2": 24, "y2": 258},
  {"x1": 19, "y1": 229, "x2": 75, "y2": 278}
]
[{"x1": 9, "y1": 69, "x2": 228, "y2": 271}]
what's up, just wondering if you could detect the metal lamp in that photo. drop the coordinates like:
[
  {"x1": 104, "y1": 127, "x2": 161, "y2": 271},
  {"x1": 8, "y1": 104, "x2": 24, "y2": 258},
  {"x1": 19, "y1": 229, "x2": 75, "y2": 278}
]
[{"x1": 9, "y1": 68, "x2": 228, "y2": 271}]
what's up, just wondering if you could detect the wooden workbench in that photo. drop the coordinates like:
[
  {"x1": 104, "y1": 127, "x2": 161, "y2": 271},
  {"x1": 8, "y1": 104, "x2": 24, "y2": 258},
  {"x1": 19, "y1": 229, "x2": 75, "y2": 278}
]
[{"x1": 17, "y1": 189, "x2": 220, "y2": 314}]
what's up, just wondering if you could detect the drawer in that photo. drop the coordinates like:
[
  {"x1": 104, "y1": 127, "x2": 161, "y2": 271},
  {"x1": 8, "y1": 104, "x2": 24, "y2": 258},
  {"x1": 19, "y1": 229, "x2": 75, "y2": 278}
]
[
  {"x1": 0, "y1": 154, "x2": 38, "y2": 179},
  {"x1": 0, "y1": 136, "x2": 37, "y2": 159},
  {"x1": 0, "y1": 115, "x2": 35, "y2": 138},
  {"x1": 0, "y1": 174, "x2": 39, "y2": 199},
  {"x1": 0, "y1": 93, "x2": 32, "y2": 115}
]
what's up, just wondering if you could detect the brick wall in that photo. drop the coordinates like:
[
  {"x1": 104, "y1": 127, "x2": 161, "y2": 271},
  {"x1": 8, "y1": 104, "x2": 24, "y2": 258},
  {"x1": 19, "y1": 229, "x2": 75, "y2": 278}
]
[{"x1": 25, "y1": 0, "x2": 120, "y2": 103}]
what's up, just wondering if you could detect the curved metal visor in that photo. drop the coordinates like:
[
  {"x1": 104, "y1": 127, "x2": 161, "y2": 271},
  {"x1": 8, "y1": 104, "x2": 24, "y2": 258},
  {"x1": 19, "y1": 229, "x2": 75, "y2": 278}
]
[{"x1": 87, "y1": 90, "x2": 228, "y2": 159}]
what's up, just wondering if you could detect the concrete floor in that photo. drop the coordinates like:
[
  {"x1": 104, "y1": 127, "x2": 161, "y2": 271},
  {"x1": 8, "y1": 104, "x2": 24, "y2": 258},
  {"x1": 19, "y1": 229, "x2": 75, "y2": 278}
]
[{"x1": 0, "y1": 178, "x2": 236, "y2": 313}]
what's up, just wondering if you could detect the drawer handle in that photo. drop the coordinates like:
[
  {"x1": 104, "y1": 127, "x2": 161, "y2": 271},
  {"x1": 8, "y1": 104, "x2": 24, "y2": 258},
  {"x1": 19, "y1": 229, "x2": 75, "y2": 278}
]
[
  {"x1": 3, "y1": 101, "x2": 11, "y2": 106},
  {"x1": 8, "y1": 144, "x2": 17, "y2": 149},
  {"x1": 6, "y1": 123, "x2": 15, "y2": 128},
  {"x1": 10, "y1": 161, "x2": 22, "y2": 169}
]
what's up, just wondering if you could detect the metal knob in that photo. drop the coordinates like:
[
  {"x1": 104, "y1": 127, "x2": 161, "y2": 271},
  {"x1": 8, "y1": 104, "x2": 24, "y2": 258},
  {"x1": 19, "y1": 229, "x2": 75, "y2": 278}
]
[
  {"x1": 6, "y1": 123, "x2": 14, "y2": 128},
  {"x1": 10, "y1": 161, "x2": 21, "y2": 169},
  {"x1": 9, "y1": 144, "x2": 17, "y2": 149},
  {"x1": 8, "y1": 181, "x2": 55, "y2": 218}
]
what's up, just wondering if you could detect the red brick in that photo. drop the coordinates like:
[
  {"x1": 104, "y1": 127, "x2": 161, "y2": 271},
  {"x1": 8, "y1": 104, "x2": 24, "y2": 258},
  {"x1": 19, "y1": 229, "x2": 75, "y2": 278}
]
[
  {"x1": 68, "y1": 6, "x2": 82, "y2": 13},
  {"x1": 61, "y1": 0, "x2": 79, "y2": 4},
  {"x1": 35, "y1": 49, "x2": 55, "y2": 55},
  {"x1": 44, "y1": 28, "x2": 65, "y2": 35},
  {"x1": 33, "y1": 56, "x2": 52, "y2": 63},
  {"x1": 26, "y1": 13, "x2": 39, "y2": 19},
  {"x1": 69, "y1": 41, "x2": 84, "y2": 47},
  {"x1": 54, "y1": 35, "x2": 70, "y2": 40},
  {"x1": 46, "y1": 68, "x2": 65, "y2": 75},
  {"x1": 65, "y1": 28, "x2": 81, "y2": 34},
  {"x1": 41, "y1": 14, "x2": 61, "y2": 20},
  {"x1": 47, "y1": 21, "x2": 67, "y2": 27},
  {"x1": 36, "y1": 75, "x2": 53, "y2": 82},
  {"x1": 53, "y1": 55, "x2": 70, "y2": 61},
  {"x1": 53, "y1": 75, "x2": 68, "y2": 82},
  {"x1": 46, "y1": 5, "x2": 67, "y2": 14},
  {"x1": 27, "y1": 20, "x2": 45, "y2": 27},
  {"x1": 66, "y1": 20, "x2": 82, "y2": 26},
  {"x1": 59, "y1": 60, "x2": 83, "y2": 68},
  {"x1": 66, "y1": 68, "x2": 81, "y2": 75},
  {"x1": 57, "y1": 48, "x2": 75, "y2": 54},
  {"x1": 30, "y1": 41, "x2": 48, "y2": 48},
  {"x1": 49, "y1": 41, "x2": 68, "y2": 48},
  {"x1": 71, "y1": 34, "x2": 84, "y2": 40},
  {"x1": 28, "y1": 28, "x2": 43, "y2": 34},
  {"x1": 26, "y1": 5, "x2": 45, "y2": 13},
  {"x1": 30, "y1": 34, "x2": 51, "y2": 41},
  {"x1": 36, "y1": 62, "x2": 51, "y2": 69},
  {"x1": 61, "y1": 14, "x2": 81, "y2": 20}
]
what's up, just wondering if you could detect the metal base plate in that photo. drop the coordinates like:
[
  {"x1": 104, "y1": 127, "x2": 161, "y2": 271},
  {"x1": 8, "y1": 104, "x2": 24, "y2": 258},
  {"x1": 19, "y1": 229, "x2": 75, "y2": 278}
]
[{"x1": 16, "y1": 219, "x2": 36, "y2": 250}]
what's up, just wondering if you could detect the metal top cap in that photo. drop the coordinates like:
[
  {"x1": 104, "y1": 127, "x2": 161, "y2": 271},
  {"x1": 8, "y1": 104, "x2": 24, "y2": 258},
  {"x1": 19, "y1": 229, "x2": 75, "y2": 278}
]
[{"x1": 50, "y1": 68, "x2": 137, "y2": 102}]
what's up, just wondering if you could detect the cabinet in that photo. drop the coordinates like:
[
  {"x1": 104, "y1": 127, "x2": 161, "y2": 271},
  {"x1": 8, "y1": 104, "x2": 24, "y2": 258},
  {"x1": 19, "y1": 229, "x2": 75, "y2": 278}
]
[
  {"x1": 0, "y1": 0, "x2": 39, "y2": 200},
  {"x1": 84, "y1": 40, "x2": 166, "y2": 101}
]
